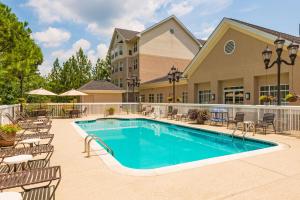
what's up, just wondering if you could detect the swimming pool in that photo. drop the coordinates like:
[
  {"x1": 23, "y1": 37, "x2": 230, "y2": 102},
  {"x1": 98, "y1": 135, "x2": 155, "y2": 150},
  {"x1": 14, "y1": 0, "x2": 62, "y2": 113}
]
[{"x1": 75, "y1": 118, "x2": 278, "y2": 170}]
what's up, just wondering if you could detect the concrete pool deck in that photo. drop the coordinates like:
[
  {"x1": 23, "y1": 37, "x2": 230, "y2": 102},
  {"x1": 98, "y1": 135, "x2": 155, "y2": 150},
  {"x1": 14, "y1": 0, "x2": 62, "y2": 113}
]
[{"x1": 52, "y1": 115, "x2": 300, "y2": 200}]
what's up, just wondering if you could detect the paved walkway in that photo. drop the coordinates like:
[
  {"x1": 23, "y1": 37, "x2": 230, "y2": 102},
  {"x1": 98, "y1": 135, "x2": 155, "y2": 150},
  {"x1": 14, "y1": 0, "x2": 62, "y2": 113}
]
[{"x1": 52, "y1": 116, "x2": 300, "y2": 200}]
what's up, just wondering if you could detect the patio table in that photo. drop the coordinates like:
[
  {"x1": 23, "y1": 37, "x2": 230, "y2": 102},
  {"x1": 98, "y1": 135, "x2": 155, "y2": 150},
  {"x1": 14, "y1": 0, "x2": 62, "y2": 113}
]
[
  {"x1": 3, "y1": 154, "x2": 33, "y2": 172},
  {"x1": 0, "y1": 192, "x2": 22, "y2": 200}
]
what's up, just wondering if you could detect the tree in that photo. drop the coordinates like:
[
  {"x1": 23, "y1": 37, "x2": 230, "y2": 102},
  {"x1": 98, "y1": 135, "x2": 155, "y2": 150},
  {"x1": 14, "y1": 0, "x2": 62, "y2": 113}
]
[
  {"x1": 0, "y1": 2, "x2": 43, "y2": 104},
  {"x1": 92, "y1": 55, "x2": 111, "y2": 81}
]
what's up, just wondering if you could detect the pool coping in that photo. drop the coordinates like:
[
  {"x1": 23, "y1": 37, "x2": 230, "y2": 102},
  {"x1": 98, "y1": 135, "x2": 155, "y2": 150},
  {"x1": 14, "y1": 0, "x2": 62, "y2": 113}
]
[{"x1": 71, "y1": 117, "x2": 289, "y2": 176}]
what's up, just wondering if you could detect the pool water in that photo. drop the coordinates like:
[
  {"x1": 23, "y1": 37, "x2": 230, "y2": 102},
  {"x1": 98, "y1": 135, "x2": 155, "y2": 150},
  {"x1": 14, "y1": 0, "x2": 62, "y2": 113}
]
[{"x1": 76, "y1": 118, "x2": 276, "y2": 169}]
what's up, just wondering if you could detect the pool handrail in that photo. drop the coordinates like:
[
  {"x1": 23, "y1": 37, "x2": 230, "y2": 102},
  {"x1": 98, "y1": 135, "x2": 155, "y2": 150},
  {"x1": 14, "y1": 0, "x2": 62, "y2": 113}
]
[{"x1": 84, "y1": 135, "x2": 114, "y2": 157}]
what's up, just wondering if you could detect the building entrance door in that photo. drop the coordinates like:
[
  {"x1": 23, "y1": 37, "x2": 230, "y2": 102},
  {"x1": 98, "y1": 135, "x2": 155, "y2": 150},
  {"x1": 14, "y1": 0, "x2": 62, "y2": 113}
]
[{"x1": 224, "y1": 86, "x2": 244, "y2": 104}]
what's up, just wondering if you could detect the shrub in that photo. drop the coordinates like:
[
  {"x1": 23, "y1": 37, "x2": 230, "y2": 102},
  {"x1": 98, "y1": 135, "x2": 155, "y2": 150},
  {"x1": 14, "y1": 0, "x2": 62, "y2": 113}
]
[{"x1": 0, "y1": 124, "x2": 21, "y2": 134}]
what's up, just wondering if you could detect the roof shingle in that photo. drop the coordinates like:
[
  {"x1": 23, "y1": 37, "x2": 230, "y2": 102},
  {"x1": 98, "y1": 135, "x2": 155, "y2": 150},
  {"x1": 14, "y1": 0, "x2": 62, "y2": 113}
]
[
  {"x1": 79, "y1": 80, "x2": 123, "y2": 91},
  {"x1": 115, "y1": 28, "x2": 139, "y2": 40}
]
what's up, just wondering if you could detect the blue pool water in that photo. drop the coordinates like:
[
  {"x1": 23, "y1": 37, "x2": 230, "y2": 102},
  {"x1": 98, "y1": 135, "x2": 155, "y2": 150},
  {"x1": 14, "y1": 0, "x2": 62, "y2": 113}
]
[{"x1": 76, "y1": 118, "x2": 276, "y2": 169}]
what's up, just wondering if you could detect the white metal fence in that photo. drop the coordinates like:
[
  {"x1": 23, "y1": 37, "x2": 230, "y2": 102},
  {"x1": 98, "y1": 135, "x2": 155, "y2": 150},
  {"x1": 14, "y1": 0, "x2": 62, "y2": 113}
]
[
  {"x1": 0, "y1": 104, "x2": 20, "y2": 125},
  {"x1": 1, "y1": 103, "x2": 300, "y2": 135},
  {"x1": 142, "y1": 103, "x2": 300, "y2": 135}
]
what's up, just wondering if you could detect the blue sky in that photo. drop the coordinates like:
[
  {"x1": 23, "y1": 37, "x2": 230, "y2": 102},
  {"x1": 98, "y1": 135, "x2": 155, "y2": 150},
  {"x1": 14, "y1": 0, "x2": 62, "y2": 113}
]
[{"x1": 2, "y1": 0, "x2": 300, "y2": 75}]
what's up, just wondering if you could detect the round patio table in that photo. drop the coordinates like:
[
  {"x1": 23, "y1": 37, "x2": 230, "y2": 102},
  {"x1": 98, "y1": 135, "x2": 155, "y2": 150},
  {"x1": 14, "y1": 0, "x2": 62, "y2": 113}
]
[
  {"x1": 0, "y1": 192, "x2": 22, "y2": 200},
  {"x1": 3, "y1": 154, "x2": 33, "y2": 172},
  {"x1": 19, "y1": 138, "x2": 41, "y2": 147}
]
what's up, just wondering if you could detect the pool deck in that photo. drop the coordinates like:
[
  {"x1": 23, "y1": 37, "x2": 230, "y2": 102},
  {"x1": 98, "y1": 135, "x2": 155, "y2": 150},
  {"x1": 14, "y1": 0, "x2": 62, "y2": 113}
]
[{"x1": 52, "y1": 115, "x2": 300, "y2": 200}]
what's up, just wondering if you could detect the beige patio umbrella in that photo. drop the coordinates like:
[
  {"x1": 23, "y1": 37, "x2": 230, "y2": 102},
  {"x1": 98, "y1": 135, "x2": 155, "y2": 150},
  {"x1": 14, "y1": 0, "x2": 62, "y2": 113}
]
[
  {"x1": 27, "y1": 88, "x2": 57, "y2": 108},
  {"x1": 59, "y1": 89, "x2": 87, "y2": 109}
]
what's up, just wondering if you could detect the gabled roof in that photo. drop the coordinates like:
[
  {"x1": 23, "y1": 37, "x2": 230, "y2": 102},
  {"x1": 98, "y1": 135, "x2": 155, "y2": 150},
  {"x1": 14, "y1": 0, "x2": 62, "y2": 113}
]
[
  {"x1": 115, "y1": 28, "x2": 140, "y2": 41},
  {"x1": 79, "y1": 80, "x2": 123, "y2": 91},
  {"x1": 137, "y1": 15, "x2": 202, "y2": 46},
  {"x1": 227, "y1": 18, "x2": 300, "y2": 44},
  {"x1": 183, "y1": 17, "x2": 300, "y2": 76},
  {"x1": 143, "y1": 75, "x2": 169, "y2": 84},
  {"x1": 197, "y1": 39, "x2": 206, "y2": 46}
]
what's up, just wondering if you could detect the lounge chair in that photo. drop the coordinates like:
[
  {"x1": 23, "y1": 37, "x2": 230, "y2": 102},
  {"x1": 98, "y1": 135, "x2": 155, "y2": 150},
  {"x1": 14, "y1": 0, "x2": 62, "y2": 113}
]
[
  {"x1": 255, "y1": 113, "x2": 276, "y2": 134},
  {"x1": 167, "y1": 108, "x2": 178, "y2": 119},
  {"x1": 0, "y1": 145, "x2": 54, "y2": 173},
  {"x1": 227, "y1": 112, "x2": 245, "y2": 129},
  {"x1": 0, "y1": 166, "x2": 61, "y2": 200}
]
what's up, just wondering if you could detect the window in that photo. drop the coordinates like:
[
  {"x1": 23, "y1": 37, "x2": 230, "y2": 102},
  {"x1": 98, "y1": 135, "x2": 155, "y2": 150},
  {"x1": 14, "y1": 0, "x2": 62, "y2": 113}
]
[
  {"x1": 119, "y1": 46, "x2": 123, "y2": 56},
  {"x1": 224, "y1": 86, "x2": 244, "y2": 104},
  {"x1": 259, "y1": 84, "x2": 289, "y2": 105},
  {"x1": 140, "y1": 95, "x2": 145, "y2": 102},
  {"x1": 224, "y1": 40, "x2": 235, "y2": 55},
  {"x1": 198, "y1": 90, "x2": 211, "y2": 104},
  {"x1": 119, "y1": 62, "x2": 123, "y2": 71},
  {"x1": 182, "y1": 92, "x2": 188, "y2": 103},
  {"x1": 133, "y1": 42, "x2": 138, "y2": 52},
  {"x1": 133, "y1": 59, "x2": 138, "y2": 70},
  {"x1": 115, "y1": 64, "x2": 118, "y2": 72},
  {"x1": 128, "y1": 50, "x2": 132, "y2": 55},
  {"x1": 156, "y1": 93, "x2": 163, "y2": 103},
  {"x1": 119, "y1": 79, "x2": 123, "y2": 88},
  {"x1": 115, "y1": 79, "x2": 119, "y2": 87},
  {"x1": 149, "y1": 94, "x2": 154, "y2": 103}
]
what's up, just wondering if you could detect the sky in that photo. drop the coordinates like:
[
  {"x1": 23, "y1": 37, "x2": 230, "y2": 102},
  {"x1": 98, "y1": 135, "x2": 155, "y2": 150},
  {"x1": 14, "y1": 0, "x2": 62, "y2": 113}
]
[{"x1": 2, "y1": 0, "x2": 300, "y2": 75}]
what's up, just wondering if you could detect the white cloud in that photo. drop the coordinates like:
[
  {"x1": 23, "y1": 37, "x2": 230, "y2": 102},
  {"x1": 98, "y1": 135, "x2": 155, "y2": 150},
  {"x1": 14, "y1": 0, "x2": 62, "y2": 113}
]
[
  {"x1": 167, "y1": 0, "x2": 232, "y2": 17},
  {"x1": 87, "y1": 43, "x2": 108, "y2": 64},
  {"x1": 168, "y1": 1, "x2": 193, "y2": 17},
  {"x1": 51, "y1": 39, "x2": 107, "y2": 65},
  {"x1": 38, "y1": 59, "x2": 52, "y2": 75},
  {"x1": 194, "y1": 22, "x2": 217, "y2": 40},
  {"x1": 72, "y1": 39, "x2": 91, "y2": 50},
  {"x1": 32, "y1": 27, "x2": 71, "y2": 47},
  {"x1": 26, "y1": 0, "x2": 168, "y2": 36}
]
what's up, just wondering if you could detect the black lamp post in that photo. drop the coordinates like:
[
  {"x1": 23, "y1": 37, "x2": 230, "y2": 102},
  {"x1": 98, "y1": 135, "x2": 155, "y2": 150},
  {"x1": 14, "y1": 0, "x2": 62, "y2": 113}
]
[
  {"x1": 262, "y1": 36, "x2": 299, "y2": 105},
  {"x1": 127, "y1": 76, "x2": 140, "y2": 102},
  {"x1": 167, "y1": 65, "x2": 182, "y2": 103}
]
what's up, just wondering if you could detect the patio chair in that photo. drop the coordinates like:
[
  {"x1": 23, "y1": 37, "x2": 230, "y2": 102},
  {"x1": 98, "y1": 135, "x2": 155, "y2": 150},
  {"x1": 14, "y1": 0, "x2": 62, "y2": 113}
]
[
  {"x1": 145, "y1": 107, "x2": 154, "y2": 116},
  {"x1": 167, "y1": 108, "x2": 178, "y2": 119},
  {"x1": 0, "y1": 166, "x2": 61, "y2": 200},
  {"x1": 80, "y1": 107, "x2": 88, "y2": 117},
  {"x1": 181, "y1": 109, "x2": 196, "y2": 121},
  {"x1": 255, "y1": 113, "x2": 276, "y2": 134},
  {"x1": 227, "y1": 112, "x2": 245, "y2": 129},
  {"x1": 188, "y1": 109, "x2": 199, "y2": 121},
  {"x1": 46, "y1": 108, "x2": 55, "y2": 117}
]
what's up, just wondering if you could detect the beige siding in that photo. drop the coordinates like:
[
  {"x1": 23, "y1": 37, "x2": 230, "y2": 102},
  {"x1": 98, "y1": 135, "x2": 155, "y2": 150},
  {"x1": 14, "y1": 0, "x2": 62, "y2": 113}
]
[
  {"x1": 139, "y1": 18, "x2": 199, "y2": 59},
  {"x1": 187, "y1": 28, "x2": 299, "y2": 105}
]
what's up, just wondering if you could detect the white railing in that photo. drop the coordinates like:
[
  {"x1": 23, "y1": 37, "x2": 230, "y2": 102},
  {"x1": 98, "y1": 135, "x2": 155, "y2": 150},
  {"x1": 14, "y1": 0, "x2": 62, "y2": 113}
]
[
  {"x1": 24, "y1": 103, "x2": 140, "y2": 118},
  {"x1": 2, "y1": 102, "x2": 300, "y2": 135},
  {"x1": 0, "y1": 104, "x2": 20, "y2": 125},
  {"x1": 142, "y1": 103, "x2": 300, "y2": 135}
]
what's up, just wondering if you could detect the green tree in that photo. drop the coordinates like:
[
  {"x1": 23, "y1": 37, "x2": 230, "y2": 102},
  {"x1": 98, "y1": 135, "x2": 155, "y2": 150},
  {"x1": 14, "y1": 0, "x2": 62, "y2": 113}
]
[
  {"x1": 92, "y1": 55, "x2": 111, "y2": 81},
  {"x1": 0, "y1": 2, "x2": 43, "y2": 104}
]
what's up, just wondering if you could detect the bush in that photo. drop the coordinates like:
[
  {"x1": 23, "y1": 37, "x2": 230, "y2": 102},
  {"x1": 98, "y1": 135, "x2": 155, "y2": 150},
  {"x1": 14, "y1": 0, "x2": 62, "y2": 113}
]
[
  {"x1": 0, "y1": 124, "x2": 21, "y2": 134},
  {"x1": 107, "y1": 107, "x2": 115, "y2": 115}
]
